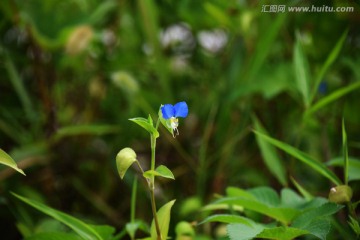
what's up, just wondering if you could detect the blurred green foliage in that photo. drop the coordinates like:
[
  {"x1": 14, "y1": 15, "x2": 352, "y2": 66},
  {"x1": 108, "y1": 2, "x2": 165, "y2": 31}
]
[{"x1": 1, "y1": 0, "x2": 360, "y2": 239}]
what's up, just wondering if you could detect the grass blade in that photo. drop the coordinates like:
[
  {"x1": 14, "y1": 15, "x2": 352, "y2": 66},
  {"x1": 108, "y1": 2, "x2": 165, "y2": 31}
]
[
  {"x1": 294, "y1": 32, "x2": 311, "y2": 108},
  {"x1": 253, "y1": 116, "x2": 287, "y2": 186},
  {"x1": 342, "y1": 119, "x2": 349, "y2": 185},
  {"x1": 12, "y1": 193, "x2": 103, "y2": 240},
  {"x1": 305, "y1": 81, "x2": 360, "y2": 116},
  {"x1": 309, "y1": 29, "x2": 348, "y2": 104},
  {"x1": 253, "y1": 131, "x2": 342, "y2": 185},
  {"x1": 0, "y1": 149, "x2": 25, "y2": 175}
]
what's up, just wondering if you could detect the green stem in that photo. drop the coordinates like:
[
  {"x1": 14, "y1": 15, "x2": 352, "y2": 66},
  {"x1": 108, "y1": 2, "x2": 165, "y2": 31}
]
[{"x1": 150, "y1": 134, "x2": 162, "y2": 240}]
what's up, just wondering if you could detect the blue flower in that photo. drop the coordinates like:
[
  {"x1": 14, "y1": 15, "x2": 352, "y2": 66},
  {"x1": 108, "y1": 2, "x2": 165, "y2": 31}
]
[{"x1": 161, "y1": 101, "x2": 188, "y2": 137}]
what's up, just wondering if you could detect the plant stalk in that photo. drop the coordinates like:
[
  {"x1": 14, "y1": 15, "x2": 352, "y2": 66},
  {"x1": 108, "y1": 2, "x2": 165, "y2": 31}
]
[{"x1": 150, "y1": 134, "x2": 162, "y2": 240}]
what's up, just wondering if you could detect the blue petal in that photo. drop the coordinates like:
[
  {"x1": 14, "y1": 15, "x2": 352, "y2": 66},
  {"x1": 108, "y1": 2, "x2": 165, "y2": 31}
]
[
  {"x1": 173, "y1": 101, "x2": 188, "y2": 118},
  {"x1": 161, "y1": 104, "x2": 175, "y2": 119}
]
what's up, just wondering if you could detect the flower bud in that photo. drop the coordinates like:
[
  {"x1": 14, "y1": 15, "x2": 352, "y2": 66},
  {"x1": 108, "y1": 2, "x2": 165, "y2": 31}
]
[
  {"x1": 116, "y1": 147, "x2": 137, "y2": 179},
  {"x1": 328, "y1": 185, "x2": 353, "y2": 204}
]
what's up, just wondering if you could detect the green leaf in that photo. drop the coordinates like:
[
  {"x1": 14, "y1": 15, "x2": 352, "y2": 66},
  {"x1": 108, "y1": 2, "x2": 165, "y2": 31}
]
[
  {"x1": 290, "y1": 177, "x2": 313, "y2": 200},
  {"x1": 89, "y1": 225, "x2": 116, "y2": 240},
  {"x1": 199, "y1": 214, "x2": 253, "y2": 225},
  {"x1": 342, "y1": 119, "x2": 349, "y2": 185},
  {"x1": 294, "y1": 32, "x2": 311, "y2": 108},
  {"x1": 292, "y1": 202, "x2": 343, "y2": 229},
  {"x1": 280, "y1": 188, "x2": 307, "y2": 209},
  {"x1": 295, "y1": 218, "x2": 330, "y2": 240},
  {"x1": 143, "y1": 165, "x2": 175, "y2": 180},
  {"x1": 150, "y1": 200, "x2": 176, "y2": 240},
  {"x1": 305, "y1": 81, "x2": 360, "y2": 116},
  {"x1": 12, "y1": 193, "x2": 103, "y2": 240},
  {"x1": 116, "y1": 148, "x2": 137, "y2": 180},
  {"x1": 175, "y1": 221, "x2": 195, "y2": 237},
  {"x1": 25, "y1": 232, "x2": 83, "y2": 240},
  {"x1": 309, "y1": 29, "x2": 348, "y2": 104},
  {"x1": 253, "y1": 131, "x2": 342, "y2": 185},
  {"x1": 257, "y1": 226, "x2": 309, "y2": 240},
  {"x1": 327, "y1": 157, "x2": 360, "y2": 182},
  {"x1": 0, "y1": 148, "x2": 25, "y2": 175},
  {"x1": 129, "y1": 118, "x2": 159, "y2": 138},
  {"x1": 348, "y1": 216, "x2": 360, "y2": 237},
  {"x1": 227, "y1": 222, "x2": 264, "y2": 240},
  {"x1": 226, "y1": 187, "x2": 256, "y2": 200},
  {"x1": 249, "y1": 186, "x2": 281, "y2": 207},
  {"x1": 216, "y1": 197, "x2": 299, "y2": 225},
  {"x1": 53, "y1": 125, "x2": 119, "y2": 141},
  {"x1": 253, "y1": 116, "x2": 287, "y2": 186},
  {"x1": 201, "y1": 203, "x2": 244, "y2": 212}
]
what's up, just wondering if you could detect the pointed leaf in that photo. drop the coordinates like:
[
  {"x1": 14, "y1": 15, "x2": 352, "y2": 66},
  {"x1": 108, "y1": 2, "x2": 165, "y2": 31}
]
[
  {"x1": 227, "y1": 223, "x2": 264, "y2": 240},
  {"x1": 199, "y1": 214, "x2": 253, "y2": 225},
  {"x1": 257, "y1": 226, "x2": 309, "y2": 240},
  {"x1": 129, "y1": 118, "x2": 159, "y2": 138},
  {"x1": 326, "y1": 157, "x2": 360, "y2": 182},
  {"x1": 143, "y1": 165, "x2": 174, "y2": 180},
  {"x1": 290, "y1": 177, "x2": 313, "y2": 200},
  {"x1": 305, "y1": 81, "x2": 360, "y2": 116},
  {"x1": 216, "y1": 197, "x2": 299, "y2": 225},
  {"x1": 292, "y1": 202, "x2": 343, "y2": 229},
  {"x1": 150, "y1": 200, "x2": 176, "y2": 240},
  {"x1": 12, "y1": 193, "x2": 103, "y2": 240},
  {"x1": 253, "y1": 117, "x2": 287, "y2": 186},
  {"x1": 309, "y1": 29, "x2": 348, "y2": 104},
  {"x1": 253, "y1": 131, "x2": 342, "y2": 185},
  {"x1": 116, "y1": 148, "x2": 137, "y2": 179},
  {"x1": 0, "y1": 148, "x2": 25, "y2": 175},
  {"x1": 294, "y1": 33, "x2": 311, "y2": 108},
  {"x1": 155, "y1": 165, "x2": 174, "y2": 179}
]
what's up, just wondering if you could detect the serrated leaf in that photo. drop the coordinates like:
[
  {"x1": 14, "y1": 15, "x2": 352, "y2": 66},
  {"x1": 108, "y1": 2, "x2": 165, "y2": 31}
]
[
  {"x1": 249, "y1": 186, "x2": 281, "y2": 207},
  {"x1": 253, "y1": 131, "x2": 342, "y2": 185},
  {"x1": 348, "y1": 216, "x2": 360, "y2": 237},
  {"x1": 299, "y1": 218, "x2": 330, "y2": 240},
  {"x1": 116, "y1": 148, "x2": 137, "y2": 179},
  {"x1": 253, "y1": 117, "x2": 287, "y2": 186},
  {"x1": 143, "y1": 165, "x2": 175, "y2": 180},
  {"x1": 199, "y1": 214, "x2": 253, "y2": 225},
  {"x1": 257, "y1": 226, "x2": 309, "y2": 240},
  {"x1": 129, "y1": 117, "x2": 159, "y2": 138},
  {"x1": 150, "y1": 200, "x2": 176, "y2": 240},
  {"x1": 292, "y1": 202, "x2": 343, "y2": 229},
  {"x1": 0, "y1": 148, "x2": 25, "y2": 175},
  {"x1": 12, "y1": 193, "x2": 103, "y2": 240}
]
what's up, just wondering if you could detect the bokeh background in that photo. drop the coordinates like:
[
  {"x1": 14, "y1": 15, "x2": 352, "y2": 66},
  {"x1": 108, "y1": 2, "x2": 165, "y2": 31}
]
[{"x1": 1, "y1": 0, "x2": 360, "y2": 239}]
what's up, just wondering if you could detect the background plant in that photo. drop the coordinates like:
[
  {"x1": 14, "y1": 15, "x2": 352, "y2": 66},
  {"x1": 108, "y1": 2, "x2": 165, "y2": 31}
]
[{"x1": 1, "y1": 0, "x2": 360, "y2": 239}]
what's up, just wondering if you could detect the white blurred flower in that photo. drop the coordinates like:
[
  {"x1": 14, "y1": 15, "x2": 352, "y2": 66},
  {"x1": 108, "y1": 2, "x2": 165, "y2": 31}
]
[{"x1": 197, "y1": 29, "x2": 228, "y2": 54}]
